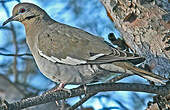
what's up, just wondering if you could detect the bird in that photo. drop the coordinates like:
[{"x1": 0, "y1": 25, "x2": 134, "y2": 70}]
[{"x1": 3, "y1": 2, "x2": 167, "y2": 89}]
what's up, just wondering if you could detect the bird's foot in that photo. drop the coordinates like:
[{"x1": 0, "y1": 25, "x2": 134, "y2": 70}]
[
  {"x1": 79, "y1": 84, "x2": 88, "y2": 96},
  {"x1": 43, "y1": 83, "x2": 71, "y2": 95},
  {"x1": 57, "y1": 83, "x2": 72, "y2": 95},
  {"x1": 43, "y1": 83, "x2": 71, "y2": 105}
]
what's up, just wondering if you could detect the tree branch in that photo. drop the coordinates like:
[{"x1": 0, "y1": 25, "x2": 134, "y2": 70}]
[
  {"x1": 68, "y1": 74, "x2": 131, "y2": 109},
  {"x1": 0, "y1": 82, "x2": 169, "y2": 110}
]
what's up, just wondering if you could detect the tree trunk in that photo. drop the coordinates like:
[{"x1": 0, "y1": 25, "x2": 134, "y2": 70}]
[{"x1": 100, "y1": 0, "x2": 170, "y2": 78}]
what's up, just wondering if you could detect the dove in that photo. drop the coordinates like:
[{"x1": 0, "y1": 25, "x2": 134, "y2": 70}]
[{"x1": 3, "y1": 3, "x2": 167, "y2": 89}]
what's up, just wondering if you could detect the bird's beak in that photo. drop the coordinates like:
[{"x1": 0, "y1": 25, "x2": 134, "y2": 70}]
[{"x1": 3, "y1": 15, "x2": 19, "y2": 26}]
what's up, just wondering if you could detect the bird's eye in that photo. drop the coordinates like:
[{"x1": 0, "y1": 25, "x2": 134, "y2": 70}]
[{"x1": 19, "y1": 8, "x2": 26, "y2": 13}]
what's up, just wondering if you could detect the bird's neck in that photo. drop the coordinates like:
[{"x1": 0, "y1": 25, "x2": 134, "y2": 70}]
[
  {"x1": 23, "y1": 15, "x2": 55, "y2": 52},
  {"x1": 23, "y1": 15, "x2": 55, "y2": 37},
  {"x1": 23, "y1": 15, "x2": 46, "y2": 33}
]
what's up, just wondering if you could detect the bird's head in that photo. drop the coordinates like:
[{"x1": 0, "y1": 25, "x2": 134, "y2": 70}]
[{"x1": 3, "y1": 2, "x2": 47, "y2": 26}]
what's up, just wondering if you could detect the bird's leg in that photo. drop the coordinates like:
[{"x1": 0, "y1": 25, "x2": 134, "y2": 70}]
[
  {"x1": 58, "y1": 83, "x2": 72, "y2": 95},
  {"x1": 42, "y1": 84, "x2": 62, "y2": 95},
  {"x1": 79, "y1": 84, "x2": 88, "y2": 96},
  {"x1": 53, "y1": 83, "x2": 65, "y2": 91},
  {"x1": 53, "y1": 83, "x2": 72, "y2": 106},
  {"x1": 43, "y1": 83, "x2": 71, "y2": 95},
  {"x1": 82, "y1": 84, "x2": 87, "y2": 96},
  {"x1": 43, "y1": 83, "x2": 71, "y2": 106}
]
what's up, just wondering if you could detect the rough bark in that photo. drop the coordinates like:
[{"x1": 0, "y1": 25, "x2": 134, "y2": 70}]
[{"x1": 100, "y1": 0, "x2": 170, "y2": 78}]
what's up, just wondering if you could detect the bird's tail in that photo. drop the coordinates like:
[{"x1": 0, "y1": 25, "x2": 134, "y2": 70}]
[{"x1": 99, "y1": 62, "x2": 168, "y2": 84}]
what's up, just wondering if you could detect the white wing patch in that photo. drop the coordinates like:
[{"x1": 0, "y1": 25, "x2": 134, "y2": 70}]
[
  {"x1": 56, "y1": 56, "x2": 87, "y2": 65},
  {"x1": 38, "y1": 49, "x2": 106, "y2": 65},
  {"x1": 38, "y1": 50, "x2": 57, "y2": 62},
  {"x1": 88, "y1": 53, "x2": 105, "y2": 60},
  {"x1": 38, "y1": 49, "x2": 87, "y2": 65}
]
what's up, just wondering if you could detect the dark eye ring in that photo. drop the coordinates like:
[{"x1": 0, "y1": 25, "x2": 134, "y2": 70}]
[{"x1": 19, "y1": 8, "x2": 26, "y2": 13}]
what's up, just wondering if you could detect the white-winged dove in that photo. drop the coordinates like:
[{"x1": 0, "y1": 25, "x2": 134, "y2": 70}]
[{"x1": 3, "y1": 3, "x2": 167, "y2": 87}]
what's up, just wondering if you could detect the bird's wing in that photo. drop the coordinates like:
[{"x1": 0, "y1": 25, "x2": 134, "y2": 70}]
[{"x1": 37, "y1": 23, "x2": 143, "y2": 65}]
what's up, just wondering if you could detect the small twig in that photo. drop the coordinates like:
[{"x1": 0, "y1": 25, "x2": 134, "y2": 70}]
[
  {"x1": 2, "y1": 2, "x2": 19, "y2": 82},
  {"x1": 0, "y1": 52, "x2": 32, "y2": 57},
  {"x1": 1, "y1": 2, "x2": 10, "y2": 17},
  {"x1": 0, "y1": 0, "x2": 17, "y2": 3},
  {"x1": 68, "y1": 92, "x2": 97, "y2": 110},
  {"x1": 78, "y1": 95, "x2": 83, "y2": 109},
  {"x1": 10, "y1": 23, "x2": 19, "y2": 82},
  {"x1": 0, "y1": 26, "x2": 12, "y2": 30}
]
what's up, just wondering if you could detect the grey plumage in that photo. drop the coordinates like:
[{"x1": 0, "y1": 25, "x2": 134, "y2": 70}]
[{"x1": 3, "y1": 3, "x2": 167, "y2": 85}]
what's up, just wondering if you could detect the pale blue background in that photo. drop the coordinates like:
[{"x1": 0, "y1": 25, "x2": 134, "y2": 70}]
[{"x1": 0, "y1": 0, "x2": 154, "y2": 110}]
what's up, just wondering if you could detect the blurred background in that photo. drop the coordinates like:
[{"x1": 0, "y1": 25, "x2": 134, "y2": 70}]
[{"x1": 0, "y1": 0, "x2": 154, "y2": 110}]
